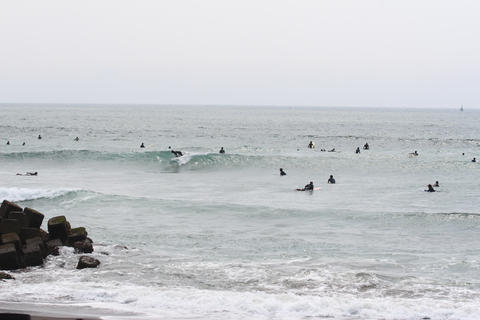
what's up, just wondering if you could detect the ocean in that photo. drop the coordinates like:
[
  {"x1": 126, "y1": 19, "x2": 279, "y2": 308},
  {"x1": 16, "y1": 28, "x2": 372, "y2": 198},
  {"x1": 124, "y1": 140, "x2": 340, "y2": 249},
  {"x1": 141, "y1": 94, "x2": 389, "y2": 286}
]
[{"x1": 0, "y1": 104, "x2": 479, "y2": 319}]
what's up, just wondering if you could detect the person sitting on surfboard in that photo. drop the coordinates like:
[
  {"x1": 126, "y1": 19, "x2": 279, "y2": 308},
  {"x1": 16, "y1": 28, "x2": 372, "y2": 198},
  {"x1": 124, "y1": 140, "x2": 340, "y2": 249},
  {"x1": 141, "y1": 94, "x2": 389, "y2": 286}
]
[
  {"x1": 140, "y1": 142, "x2": 145, "y2": 148},
  {"x1": 280, "y1": 168, "x2": 286, "y2": 176},
  {"x1": 434, "y1": 181, "x2": 439, "y2": 187},
  {"x1": 410, "y1": 150, "x2": 419, "y2": 156},
  {"x1": 303, "y1": 181, "x2": 314, "y2": 191},
  {"x1": 219, "y1": 147, "x2": 225, "y2": 154},
  {"x1": 328, "y1": 175, "x2": 336, "y2": 184},
  {"x1": 363, "y1": 142, "x2": 369, "y2": 150},
  {"x1": 356, "y1": 147, "x2": 361, "y2": 154},
  {"x1": 472, "y1": 157, "x2": 476, "y2": 163},
  {"x1": 308, "y1": 141, "x2": 315, "y2": 149},
  {"x1": 425, "y1": 184, "x2": 435, "y2": 192}
]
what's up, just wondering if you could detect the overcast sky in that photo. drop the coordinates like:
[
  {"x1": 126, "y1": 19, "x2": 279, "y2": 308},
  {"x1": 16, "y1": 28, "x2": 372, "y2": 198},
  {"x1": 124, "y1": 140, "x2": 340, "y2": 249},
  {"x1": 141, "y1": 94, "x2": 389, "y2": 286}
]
[{"x1": 1, "y1": 0, "x2": 479, "y2": 108}]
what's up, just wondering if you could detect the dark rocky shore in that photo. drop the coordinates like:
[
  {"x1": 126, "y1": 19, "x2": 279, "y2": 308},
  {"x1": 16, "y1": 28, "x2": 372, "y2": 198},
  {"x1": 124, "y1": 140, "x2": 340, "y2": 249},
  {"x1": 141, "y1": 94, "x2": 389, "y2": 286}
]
[{"x1": 0, "y1": 200, "x2": 100, "y2": 277}]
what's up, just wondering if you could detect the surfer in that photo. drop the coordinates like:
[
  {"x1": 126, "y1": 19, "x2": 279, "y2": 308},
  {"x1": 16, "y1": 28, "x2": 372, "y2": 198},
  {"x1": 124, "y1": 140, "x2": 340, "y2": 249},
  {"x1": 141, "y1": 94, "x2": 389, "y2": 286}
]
[
  {"x1": 74, "y1": 137, "x2": 79, "y2": 141},
  {"x1": 22, "y1": 142, "x2": 25, "y2": 146},
  {"x1": 6, "y1": 141, "x2": 10, "y2": 145},
  {"x1": 434, "y1": 181, "x2": 439, "y2": 187},
  {"x1": 356, "y1": 147, "x2": 361, "y2": 154},
  {"x1": 140, "y1": 142, "x2": 145, "y2": 148},
  {"x1": 308, "y1": 141, "x2": 315, "y2": 149},
  {"x1": 297, "y1": 181, "x2": 313, "y2": 191},
  {"x1": 171, "y1": 150, "x2": 183, "y2": 157},
  {"x1": 320, "y1": 148, "x2": 326, "y2": 152},
  {"x1": 327, "y1": 175, "x2": 336, "y2": 184},
  {"x1": 38, "y1": 134, "x2": 42, "y2": 140},
  {"x1": 219, "y1": 147, "x2": 225, "y2": 154},
  {"x1": 363, "y1": 142, "x2": 369, "y2": 150},
  {"x1": 425, "y1": 184, "x2": 435, "y2": 192},
  {"x1": 16, "y1": 172, "x2": 38, "y2": 176},
  {"x1": 280, "y1": 168, "x2": 286, "y2": 176},
  {"x1": 410, "y1": 150, "x2": 419, "y2": 156},
  {"x1": 328, "y1": 148, "x2": 335, "y2": 152},
  {"x1": 472, "y1": 157, "x2": 476, "y2": 163}
]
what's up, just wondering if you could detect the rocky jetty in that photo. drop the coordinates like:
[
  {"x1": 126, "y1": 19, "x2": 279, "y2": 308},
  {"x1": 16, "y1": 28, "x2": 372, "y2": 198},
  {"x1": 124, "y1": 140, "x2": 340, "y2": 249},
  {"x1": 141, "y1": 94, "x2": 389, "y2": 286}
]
[{"x1": 0, "y1": 200, "x2": 97, "y2": 271}]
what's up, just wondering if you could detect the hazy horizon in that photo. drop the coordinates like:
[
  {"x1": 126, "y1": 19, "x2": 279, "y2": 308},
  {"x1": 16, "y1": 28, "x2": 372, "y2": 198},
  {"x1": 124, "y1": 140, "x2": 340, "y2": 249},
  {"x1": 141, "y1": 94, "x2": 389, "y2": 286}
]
[{"x1": 1, "y1": 1, "x2": 479, "y2": 108}]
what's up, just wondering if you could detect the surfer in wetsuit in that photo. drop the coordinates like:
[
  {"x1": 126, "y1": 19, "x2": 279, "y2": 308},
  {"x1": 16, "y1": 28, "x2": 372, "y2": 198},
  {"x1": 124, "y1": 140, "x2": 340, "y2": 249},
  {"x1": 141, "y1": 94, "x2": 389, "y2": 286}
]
[
  {"x1": 425, "y1": 184, "x2": 435, "y2": 192},
  {"x1": 219, "y1": 147, "x2": 225, "y2": 154},
  {"x1": 22, "y1": 142, "x2": 25, "y2": 146},
  {"x1": 140, "y1": 142, "x2": 145, "y2": 148},
  {"x1": 280, "y1": 168, "x2": 286, "y2": 176},
  {"x1": 328, "y1": 175, "x2": 336, "y2": 184},
  {"x1": 304, "y1": 181, "x2": 314, "y2": 191},
  {"x1": 363, "y1": 142, "x2": 369, "y2": 150},
  {"x1": 171, "y1": 150, "x2": 183, "y2": 157},
  {"x1": 410, "y1": 150, "x2": 418, "y2": 156},
  {"x1": 472, "y1": 157, "x2": 476, "y2": 163},
  {"x1": 17, "y1": 172, "x2": 38, "y2": 176},
  {"x1": 38, "y1": 135, "x2": 42, "y2": 140},
  {"x1": 328, "y1": 148, "x2": 335, "y2": 152},
  {"x1": 74, "y1": 137, "x2": 79, "y2": 141},
  {"x1": 356, "y1": 147, "x2": 360, "y2": 154},
  {"x1": 434, "y1": 181, "x2": 439, "y2": 187},
  {"x1": 308, "y1": 141, "x2": 315, "y2": 149},
  {"x1": 6, "y1": 141, "x2": 10, "y2": 145}
]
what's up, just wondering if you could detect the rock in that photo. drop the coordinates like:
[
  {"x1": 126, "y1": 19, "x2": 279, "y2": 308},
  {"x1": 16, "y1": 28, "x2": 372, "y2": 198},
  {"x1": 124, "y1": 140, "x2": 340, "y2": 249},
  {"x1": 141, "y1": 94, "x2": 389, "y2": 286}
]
[
  {"x1": 25, "y1": 237, "x2": 46, "y2": 258},
  {"x1": 0, "y1": 200, "x2": 23, "y2": 219},
  {"x1": 0, "y1": 219, "x2": 21, "y2": 235},
  {"x1": 1, "y1": 232, "x2": 21, "y2": 251},
  {"x1": 0, "y1": 313, "x2": 31, "y2": 320},
  {"x1": 0, "y1": 271, "x2": 14, "y2": 280},
  {"x1": 23, "y1": 243, "x2": 43, "y2": 267},
  {"x1": 47, "y1": 216, "x2": 70, "y2": 241},
  {"x1": 39, "y1": 228, "x2": 49, "y2": 242},
  {"x1": 23, "y1": 207, "x2": 44, "y2": 228},
  {"x1": 73, "y1": 238, "x2": 93, "y2": 254},
  {"x1": 0, "y1": 243, "x2": 23, "y2": 270},
  {"x1": 67, "y1": 227, "x2": 87, "y2": 245},
  {"x1": 19, "y1": 228, "x2": 43, "y2": 244},
  {"x1": 7, "y1": 211, "x2": 29, "y2": 228},
  {"x1": 45, "y1": 239, "x2": 63, "y2": 256},
  {"x1": 76, "y1": 256, "x2": 100, "y2": 269}
]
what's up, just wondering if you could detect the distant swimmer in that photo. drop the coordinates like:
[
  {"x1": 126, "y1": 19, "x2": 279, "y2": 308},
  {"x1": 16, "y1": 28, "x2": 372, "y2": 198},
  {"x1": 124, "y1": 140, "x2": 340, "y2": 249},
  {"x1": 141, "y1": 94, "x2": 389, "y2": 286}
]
[
  {"x1": 74, "y1": 137, "x2": 79, "y2": 141},
  {"x1": 425, "y1": 184, "x2": 435, "y2": 192},
  {"x1": 327, "y1": 175, "x2": 336, "y2": 184},
  {"x1": 328, "y1": 148, "x2": 336, "y2": 152},
  {"x1": 140, "y1": 142, "x2": 145, "y2": 148},
  {"x1": 356, "y1": 147, "x2": 361, "y2": 154},
  {"x1": 38, "y1": 135, "x2": 42, "y2": 140},
  {"x1": 434, "y1": 181, "x2": 439, "y2": 187},
  {"x1": 22, "y1": 142, "x2": 25, "y2": 146},
  {"x1": 473, "y1": 157, "x2": 477, "y2": 163},
  {"x1": 219, "y1": 147, "x2": 225, "y2": 154},
  {"x1": 320, "y1": 148, "x2": 326, "y2": 152},
  {"x1": 410, "y1": 150, "x2": 419, "y2": 156},
  {"x1": 171, "y1": 150, "x2": 183, "y2": 157},
  {"x1": 308, "y1": 141, "x2": 315, "y2": 149},
  {"x1": 16, "y1": 172, "x2": 38, "y2": 176},
  {"x1": 280, "y1": 168, "x2": 286, "y2": 176},
  {"x1": 297, "y1": 181, "x2": 314, "y2": 191},
  {"x1": 6, "y1": 141, "x2": 10, "y2": 145},
  {"x1": 363, "y1": 142, "x2": 369, "y2": 150}
]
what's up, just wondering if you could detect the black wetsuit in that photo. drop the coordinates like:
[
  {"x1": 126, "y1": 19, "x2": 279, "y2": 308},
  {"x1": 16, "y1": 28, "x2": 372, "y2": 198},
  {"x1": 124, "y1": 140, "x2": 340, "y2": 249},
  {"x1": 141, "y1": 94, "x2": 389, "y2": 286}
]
[
  {"x1": 280, "y1": 169, "x2": 286, "y2": 176},
  {"x1": 328, "y1": 177, "x2": 336, "y2": 184},
  {"x1": 304, "y1": 183, "x2": 314, "y2": 191}
]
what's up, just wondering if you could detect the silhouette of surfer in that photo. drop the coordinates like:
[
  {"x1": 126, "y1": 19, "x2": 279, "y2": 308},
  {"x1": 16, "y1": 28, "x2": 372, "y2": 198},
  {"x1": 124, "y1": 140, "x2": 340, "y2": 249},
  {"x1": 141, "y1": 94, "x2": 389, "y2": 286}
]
[
  {"x1": 140, "y1": 142, "x2": 145, "y2": 148},
  {"x1": 280, "y1": 168, "x2": 286, "y2": 176},
  {"x1": 38, "y1": 135, "x2": 42, "y2": 140},
  {"x1": 308, "y1": 141, "x2": 315, "y2": 149},
  {"x1": 425, "y1": 184, "x2": 435, "y2": 192},
  {"x1": 328, "y1": 175, "x2": 336, "y2": 184},
  {"x1": 356, "y1": 147, "x2": 361, "y2": 154},
  {"x1": 219, "y1": 147, "x2": 225, "y2": 154},
  {"x1": 74, "y1": 137, "x2": 79, "y2": 141},
  {"x1": 363, "y1": 142, "x2": 369, "y2": 150},
  {"x1": 171, "y1": 150, "x2": 183, "y2": 157},
  {"x1": 16, "y1": 172, "x2": 38, "y2": 176},
  {"x1": 6, "y1": 141, "x2": 10, "y2": 145},
  {"x1": 472, "y1": 157, "x2": 476, "y2": 163},
  {"x1": 434, "y1": 181, "x2": 439, "y2": 187},
  {"x1": 297, "y1": 181, "x2": 314, "y2": 191}
]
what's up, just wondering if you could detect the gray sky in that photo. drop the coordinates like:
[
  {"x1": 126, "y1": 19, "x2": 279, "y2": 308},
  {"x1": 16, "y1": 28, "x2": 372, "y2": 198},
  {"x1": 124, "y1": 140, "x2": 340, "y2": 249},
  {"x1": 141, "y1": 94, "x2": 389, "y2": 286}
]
[{"x1": 1, "y1": 0, "x2": 479, "y2": 108}]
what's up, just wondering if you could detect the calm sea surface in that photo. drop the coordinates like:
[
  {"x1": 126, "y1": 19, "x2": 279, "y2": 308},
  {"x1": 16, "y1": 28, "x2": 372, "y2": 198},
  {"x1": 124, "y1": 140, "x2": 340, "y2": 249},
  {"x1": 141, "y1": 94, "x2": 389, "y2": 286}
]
[{"x1": 0, "y1": 105, "x2": 479, "y2": 319}]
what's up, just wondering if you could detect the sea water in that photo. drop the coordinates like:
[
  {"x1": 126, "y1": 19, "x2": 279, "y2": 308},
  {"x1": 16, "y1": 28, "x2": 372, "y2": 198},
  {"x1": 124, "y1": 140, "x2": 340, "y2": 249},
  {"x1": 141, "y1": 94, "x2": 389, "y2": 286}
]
[{"x1": 0, "y1": 105, "x2": 479, "y2": 319}]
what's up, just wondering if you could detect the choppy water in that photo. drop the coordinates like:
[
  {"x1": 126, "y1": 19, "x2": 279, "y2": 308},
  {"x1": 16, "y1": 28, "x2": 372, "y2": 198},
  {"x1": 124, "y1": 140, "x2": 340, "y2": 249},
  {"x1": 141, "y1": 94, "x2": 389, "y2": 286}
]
[{"x1": 0, "y1": 104, "x2": 479, "y2": 320}]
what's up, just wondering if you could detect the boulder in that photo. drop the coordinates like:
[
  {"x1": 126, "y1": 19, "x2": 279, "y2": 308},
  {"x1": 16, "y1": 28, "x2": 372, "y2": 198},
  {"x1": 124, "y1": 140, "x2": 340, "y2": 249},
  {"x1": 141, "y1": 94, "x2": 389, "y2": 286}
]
[
  {"x1": 47, "y1": 216, "x2": 70, "y2": 241},
  {"x1": 7, "y1": 211, "x2": 29, "y2": 228},
  {"x1": 67, "y1": 227, "x2": 87, "y2": 245},
  {"x1": 0, "y1": 243, "x2": 23, "y2": 270},
  {"x1": 0, "y1": 219, "x2": 21, "y2": 235},
  {"x1": 45, "y1": 238, "x2": 63, "y2": 256},
  {"x1": 1, "y1": 232, "x2": 21, "y2": 251},
  {"x1": 39, "y1": 228, "x2": 49, "y2": 242},
  {"x1": 25, "y1": 237, "x2": 46, "y2": 258},
  {"x1": 76, "y1": 255, "x2": 100, "y2": 269},
  {"x1": 0, "y1": 271, "x2": 14, "y2": 280},
  {"x1": 19, "y1": 228, "x2": 43, "y2": 244},
  {"x1": 73, "y1": 238, "x2": 93, "y2": 254},
  {"x1": 23, "y1": 207, "x2": 44, "y2": 228},
  {"x1": 23, "y1": 243, "x2": 43, "y2": 267},
  {"x1": 0, "y1": 200, "x2": 23, "y2": 219}
]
